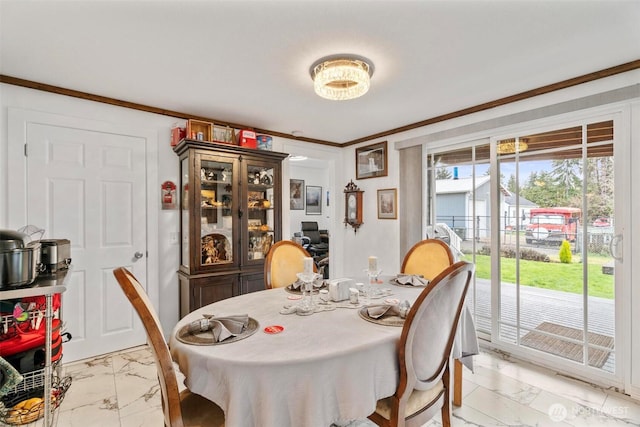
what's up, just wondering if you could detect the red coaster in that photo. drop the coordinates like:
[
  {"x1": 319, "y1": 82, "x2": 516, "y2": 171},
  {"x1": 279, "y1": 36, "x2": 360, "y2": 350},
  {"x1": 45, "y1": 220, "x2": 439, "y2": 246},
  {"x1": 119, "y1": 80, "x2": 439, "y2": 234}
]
[{"x1": 264, "y1": 325, "x2": 284, "y2": 334}]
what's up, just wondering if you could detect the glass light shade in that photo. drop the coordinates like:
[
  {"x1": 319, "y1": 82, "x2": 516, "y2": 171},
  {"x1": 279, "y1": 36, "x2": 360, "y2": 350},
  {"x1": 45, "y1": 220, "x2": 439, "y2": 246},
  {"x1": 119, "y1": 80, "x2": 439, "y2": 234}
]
[
  {"x1": 312, "y1": 58, "x2": 371, "y2": 101},
  {"x1": 497, "y1": 138, "x2": 529, "y2": 154}
]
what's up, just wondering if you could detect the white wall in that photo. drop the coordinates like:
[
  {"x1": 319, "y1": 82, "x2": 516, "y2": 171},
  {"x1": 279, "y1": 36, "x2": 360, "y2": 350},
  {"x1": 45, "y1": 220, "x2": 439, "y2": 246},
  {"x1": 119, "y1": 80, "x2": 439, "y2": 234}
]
[
  {"x1": 280, "y1": 140, "x2": 343, "y2": 276},
  {"x1": 289, "y1": 163, "x2": 331, "y2": 234},
  {"x1": 0, "y1": 83, "x2": 342, "y2": 335},
  {"x1": 3, "y1": 72, "x2": 640, "y2": 395},
  {"x1": 339, "y1": 140, "x2": 402, "y2": 278},
  {"x1": 0, "y1": 83, "x2": 183, "y2": 335}
]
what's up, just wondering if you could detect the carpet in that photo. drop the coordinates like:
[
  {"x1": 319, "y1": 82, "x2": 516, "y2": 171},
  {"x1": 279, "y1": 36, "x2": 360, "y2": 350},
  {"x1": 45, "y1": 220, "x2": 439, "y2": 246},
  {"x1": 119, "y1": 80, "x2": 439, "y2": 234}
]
[{"x1": 520, "y1": 322, "x2": 614, "y2": 368}]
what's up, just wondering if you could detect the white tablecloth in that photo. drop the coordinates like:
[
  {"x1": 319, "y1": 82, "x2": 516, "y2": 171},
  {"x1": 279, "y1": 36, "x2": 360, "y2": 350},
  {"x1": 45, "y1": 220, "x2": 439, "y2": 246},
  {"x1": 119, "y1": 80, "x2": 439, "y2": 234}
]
[{"x1": 169, "y1": 280, "x2": 477, "y2": 427}]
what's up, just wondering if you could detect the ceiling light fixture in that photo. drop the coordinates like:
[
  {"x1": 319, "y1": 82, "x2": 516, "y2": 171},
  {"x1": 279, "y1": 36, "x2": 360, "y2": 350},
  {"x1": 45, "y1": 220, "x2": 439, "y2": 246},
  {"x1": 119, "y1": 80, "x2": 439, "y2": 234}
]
[
  {"x1": 497, "y1": 138, "x2": 529, "y2": 155},
  {"x1": 310, "y1": 55, "x2": 374, "y2": 101}
]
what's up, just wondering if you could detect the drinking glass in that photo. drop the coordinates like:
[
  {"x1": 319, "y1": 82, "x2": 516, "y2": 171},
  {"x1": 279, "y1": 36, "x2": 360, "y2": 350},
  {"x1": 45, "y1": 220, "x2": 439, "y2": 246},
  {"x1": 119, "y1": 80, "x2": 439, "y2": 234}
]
[
  {"x1": 362, "y1": 268, "x2": 383, "y2": 304},
  {"x1": 296, "y1": 272, "x2": 320, "y2": 314}
]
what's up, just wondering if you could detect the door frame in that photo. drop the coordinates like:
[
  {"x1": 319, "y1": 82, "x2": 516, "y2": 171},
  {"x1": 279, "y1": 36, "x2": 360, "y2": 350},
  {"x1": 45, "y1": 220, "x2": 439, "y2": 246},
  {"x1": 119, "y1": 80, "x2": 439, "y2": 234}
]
[
  {"x1": 487, "y1": 106, "x2": 630, "y2": 390},
  {"x1": 424, "y1": 102, "x2": 632, "y2": 392},
  {"x1": 6, "y1": 107, "x2": 160, "y2": 318}
]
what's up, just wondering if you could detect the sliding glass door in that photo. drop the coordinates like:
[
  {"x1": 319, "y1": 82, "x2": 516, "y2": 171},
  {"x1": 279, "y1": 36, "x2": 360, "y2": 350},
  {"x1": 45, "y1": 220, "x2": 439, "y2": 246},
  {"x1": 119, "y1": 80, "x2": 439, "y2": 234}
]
[
  {"x1": 496, "y1": 119, "x2": 618, "y2": 375},
  {"x1": 426, "y1": 113, "x2": 623, "y2": 381},
  {"x1": 426, "y1": 141, "x2": 492, "y2": 338}
]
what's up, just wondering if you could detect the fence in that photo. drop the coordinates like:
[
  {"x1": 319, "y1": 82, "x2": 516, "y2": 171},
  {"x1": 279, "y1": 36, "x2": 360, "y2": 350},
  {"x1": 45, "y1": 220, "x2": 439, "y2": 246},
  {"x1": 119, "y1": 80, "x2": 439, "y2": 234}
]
[{"x1": 435, "y1": 215, "x2": 614, "y2": 255}]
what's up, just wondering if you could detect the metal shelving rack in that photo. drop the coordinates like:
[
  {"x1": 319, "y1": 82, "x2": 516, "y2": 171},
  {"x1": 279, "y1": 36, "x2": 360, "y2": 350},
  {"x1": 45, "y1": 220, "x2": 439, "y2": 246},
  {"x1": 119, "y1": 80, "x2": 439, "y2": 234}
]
[{"x1": 0, "y1": 271, "x2": 69, "y2": 426}]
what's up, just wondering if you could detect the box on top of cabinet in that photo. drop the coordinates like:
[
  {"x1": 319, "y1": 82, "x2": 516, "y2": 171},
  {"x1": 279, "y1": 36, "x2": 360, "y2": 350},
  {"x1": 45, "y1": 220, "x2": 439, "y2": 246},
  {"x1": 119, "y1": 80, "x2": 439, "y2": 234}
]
[
  {"x1": 212, "y1": 125, "x2": 236, "y2": 145},
  {"x1": 187, "y1": 119, "x2": 213, "y2": 141},
  {"x1": 256, "y1": 134, "x2": 273, "y2": 150},
  {"x1": 237, "y1": 129, "x2": 257, "y2": 148}
]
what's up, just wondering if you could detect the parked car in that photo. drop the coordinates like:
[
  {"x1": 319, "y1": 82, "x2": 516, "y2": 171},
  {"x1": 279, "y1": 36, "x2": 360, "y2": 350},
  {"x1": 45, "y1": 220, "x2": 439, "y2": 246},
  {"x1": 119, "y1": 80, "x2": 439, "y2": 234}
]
[{"x1": 593, "y1": 217, "x2": 612, "y2": 227}]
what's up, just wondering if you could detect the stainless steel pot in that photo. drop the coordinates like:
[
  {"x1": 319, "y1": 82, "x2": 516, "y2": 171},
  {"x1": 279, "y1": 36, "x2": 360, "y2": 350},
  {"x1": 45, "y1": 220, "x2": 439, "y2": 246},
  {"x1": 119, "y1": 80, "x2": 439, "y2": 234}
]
[{"x1": 0, "y1": 230, "x2": 43, "y2": 288}]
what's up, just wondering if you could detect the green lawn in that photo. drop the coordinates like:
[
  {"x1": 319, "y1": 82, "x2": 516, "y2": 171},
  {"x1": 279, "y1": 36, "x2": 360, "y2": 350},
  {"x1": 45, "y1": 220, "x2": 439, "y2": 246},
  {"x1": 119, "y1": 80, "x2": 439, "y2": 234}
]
[{"x1": 465, "y1": 254, "x2": 614, "y2": 299}]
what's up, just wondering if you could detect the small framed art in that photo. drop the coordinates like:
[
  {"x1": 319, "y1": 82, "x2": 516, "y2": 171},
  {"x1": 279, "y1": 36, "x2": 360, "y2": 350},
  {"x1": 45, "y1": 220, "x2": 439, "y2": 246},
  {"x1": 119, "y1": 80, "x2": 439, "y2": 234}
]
[
  {"x1": 306, "y1": 185, "x2": 322, "y2": 215},
  {"x1": 377, "y1": 188, "x2": 397, "y2": 219},
  {"x1": 290, "y1": 179, "x2": 304, "y2": 210}
]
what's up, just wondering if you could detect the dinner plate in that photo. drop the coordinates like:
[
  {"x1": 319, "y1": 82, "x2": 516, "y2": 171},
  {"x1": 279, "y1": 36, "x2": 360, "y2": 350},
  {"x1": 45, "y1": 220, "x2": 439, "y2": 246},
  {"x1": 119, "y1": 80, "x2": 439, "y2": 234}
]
[
  {"x1": 175, "y1": 317, "x2": 259, "y2": 345},
  {"x1": 358, "y1": 307, "x2": 405, "y2": 327},
  {"x1": 285, "y1": 282, "x2": 327, "y2": 294},
  {"x1": 368, "y1": 288, "x2": 393, "y2": 299},
  {"x1": 389, "y1": 277, "x2": 428, "y2": 288}
]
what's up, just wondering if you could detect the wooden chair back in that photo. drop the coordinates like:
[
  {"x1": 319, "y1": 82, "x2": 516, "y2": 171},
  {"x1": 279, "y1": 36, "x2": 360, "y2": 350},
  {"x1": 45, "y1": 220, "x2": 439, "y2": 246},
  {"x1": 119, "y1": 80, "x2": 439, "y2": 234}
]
[
  {"x1": 264, "y1": 240, "x2": 316, "y2": 289},
  {"x1": 113, "y1": 267, "x2": 224, "y2": 427},
  {"x1": 401, "y1": 239, "x2": 454, "y2": 281}
]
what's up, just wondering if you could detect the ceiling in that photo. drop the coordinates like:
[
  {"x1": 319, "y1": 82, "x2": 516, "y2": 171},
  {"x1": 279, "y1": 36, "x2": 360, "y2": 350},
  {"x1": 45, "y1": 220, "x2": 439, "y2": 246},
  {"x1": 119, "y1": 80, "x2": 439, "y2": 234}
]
[{"x1": 1, "y1": 1, "x2": 639, "y2": 145}]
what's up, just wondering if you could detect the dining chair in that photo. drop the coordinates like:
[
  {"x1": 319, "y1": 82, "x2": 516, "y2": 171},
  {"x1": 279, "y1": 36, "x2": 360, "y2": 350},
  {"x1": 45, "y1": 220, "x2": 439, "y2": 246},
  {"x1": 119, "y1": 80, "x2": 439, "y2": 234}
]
[
  {"x1": 368, "y1": 261, "x2": 474, "y2": 427},
  {"x1": 264, "y1": 240, "x2": 317, "y2": 289},
  {"x1": 112, "y1": 267, "x2": 225, "y2": 427},
  {"x1": 401, "y1": 239, "x2": 454, "y2": 281}
]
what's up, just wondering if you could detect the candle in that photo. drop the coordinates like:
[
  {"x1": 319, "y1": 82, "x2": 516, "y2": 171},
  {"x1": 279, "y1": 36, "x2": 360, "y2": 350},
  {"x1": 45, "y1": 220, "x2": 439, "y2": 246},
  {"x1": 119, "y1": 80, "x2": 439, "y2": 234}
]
[
  {"x1": 368, "y1": 256, "x2": 378, "y2": 272},
  {"x1": 303, "y1": 257, "x2": 314, "y2": 274}
]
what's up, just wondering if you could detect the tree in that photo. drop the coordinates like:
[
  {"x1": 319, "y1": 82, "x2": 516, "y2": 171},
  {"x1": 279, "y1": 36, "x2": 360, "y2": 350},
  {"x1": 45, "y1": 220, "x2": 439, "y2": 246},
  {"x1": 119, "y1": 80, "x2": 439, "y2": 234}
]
[
  {"x1": 506, "y1": 174, "x2": 517, "y2": 193},
  {"x1": 551, "y1": 159, "x2": 581, "y2": 204},
  {"x1": 520, "y1": 171, "x2": 561, "y2": 207},
  {"x1": 436, "y1": 167, "x2": 452, "y2": 180},
  {"x1": 585, "y1": 156, "x2": 614, "y2": 221}
]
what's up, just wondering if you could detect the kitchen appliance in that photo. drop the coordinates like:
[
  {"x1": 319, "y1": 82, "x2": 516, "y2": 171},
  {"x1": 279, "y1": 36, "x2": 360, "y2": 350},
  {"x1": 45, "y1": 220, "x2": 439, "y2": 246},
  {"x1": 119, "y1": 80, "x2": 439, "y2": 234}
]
[
  {"x1": 0, "y1": 230, "x2": 43, "y2": 288},
  {"x1": 39, "y1": 239, "x2": 71, "y2": 273}
]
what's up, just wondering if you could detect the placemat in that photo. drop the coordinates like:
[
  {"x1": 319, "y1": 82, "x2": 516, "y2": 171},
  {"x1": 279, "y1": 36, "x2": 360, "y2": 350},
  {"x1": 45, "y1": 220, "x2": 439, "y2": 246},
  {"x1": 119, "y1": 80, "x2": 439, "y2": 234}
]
[
  {"x1": 358, "y1": 307, "x2": 405, "y2": 327},
  {"x1": 176, "y1": 317, "x2": 259, "y2": 345}
]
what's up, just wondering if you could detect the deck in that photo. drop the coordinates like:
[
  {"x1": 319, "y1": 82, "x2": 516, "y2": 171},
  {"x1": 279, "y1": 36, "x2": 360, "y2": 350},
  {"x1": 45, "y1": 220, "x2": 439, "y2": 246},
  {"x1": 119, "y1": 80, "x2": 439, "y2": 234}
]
[{"x1": 470, "y1": 277, "x2": 615, "y2": 373}]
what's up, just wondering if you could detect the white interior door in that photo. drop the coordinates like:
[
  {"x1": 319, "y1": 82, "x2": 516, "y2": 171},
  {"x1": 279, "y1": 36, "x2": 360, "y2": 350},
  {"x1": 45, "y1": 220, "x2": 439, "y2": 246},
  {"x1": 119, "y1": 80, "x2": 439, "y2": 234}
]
[{"x1": 26, "y1": 123, "x2": 147, "y2": 362}]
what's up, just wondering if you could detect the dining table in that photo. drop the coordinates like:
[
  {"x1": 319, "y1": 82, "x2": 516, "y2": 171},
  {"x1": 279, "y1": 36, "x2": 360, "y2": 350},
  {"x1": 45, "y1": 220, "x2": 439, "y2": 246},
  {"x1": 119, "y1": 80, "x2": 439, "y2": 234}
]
[{"x1": 169, "y1": 277, "x2": 478, "y2": 427}]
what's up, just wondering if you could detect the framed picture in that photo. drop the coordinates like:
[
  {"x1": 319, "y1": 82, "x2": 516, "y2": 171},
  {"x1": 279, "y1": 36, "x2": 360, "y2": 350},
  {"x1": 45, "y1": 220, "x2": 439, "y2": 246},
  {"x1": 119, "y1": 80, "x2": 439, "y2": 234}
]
[
  {"x1": 356, "y1": 141, "x2": 388, "y2": 179},
  {"x1": 290, "y1": 179, "x2": 304, "y2": 210},
  {"x1": 306, "y1": 185, "x2": 322, "y2": 215},
  {"x1": 377, "y1": 188, "x2": 397, "y2": 219}
]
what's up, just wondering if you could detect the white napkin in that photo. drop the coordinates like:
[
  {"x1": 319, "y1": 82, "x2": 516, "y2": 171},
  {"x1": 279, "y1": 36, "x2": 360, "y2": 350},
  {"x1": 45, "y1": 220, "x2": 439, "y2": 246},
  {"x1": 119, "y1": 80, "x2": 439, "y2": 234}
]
[
  {"x1": 188, "y1": 314, "x2": 249, "y2": 342},
  {"x1": 395, "y1": 274, "x2": 429, "y2": 286},
  {"x1": 290, "y1": 277, "x2": 325, "y2": 290},
  {"x1": 366, "y1": 300, "x2": 411, "y2": 319}
]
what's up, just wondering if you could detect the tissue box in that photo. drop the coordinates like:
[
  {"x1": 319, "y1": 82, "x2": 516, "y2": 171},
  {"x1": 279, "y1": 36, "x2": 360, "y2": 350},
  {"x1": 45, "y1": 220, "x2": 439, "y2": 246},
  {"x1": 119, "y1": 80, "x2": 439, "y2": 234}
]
[{"x1": 328, "y1": 278, "x2": 356, "y2": 302}]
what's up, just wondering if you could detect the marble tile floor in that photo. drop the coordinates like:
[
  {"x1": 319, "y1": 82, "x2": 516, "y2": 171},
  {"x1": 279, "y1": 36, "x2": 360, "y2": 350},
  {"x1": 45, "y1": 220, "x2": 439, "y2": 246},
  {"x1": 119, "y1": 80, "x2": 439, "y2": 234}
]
[{"x1": 51, "y1": 345, "x2": 640, "y2": 427}]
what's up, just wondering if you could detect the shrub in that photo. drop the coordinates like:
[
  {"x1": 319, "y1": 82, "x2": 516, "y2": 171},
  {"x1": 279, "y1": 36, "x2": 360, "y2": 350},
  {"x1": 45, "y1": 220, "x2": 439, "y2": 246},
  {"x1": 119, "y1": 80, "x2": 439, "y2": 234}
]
[
  {"x1": 559, "y1": 240, "x2": 572, "y2": 263},
  {"x1": 476, "y1": 245, "x2": 550, "y2": 262},
  {"x1": 519, "y1": 248, "x2": 551, "y2": 262}
]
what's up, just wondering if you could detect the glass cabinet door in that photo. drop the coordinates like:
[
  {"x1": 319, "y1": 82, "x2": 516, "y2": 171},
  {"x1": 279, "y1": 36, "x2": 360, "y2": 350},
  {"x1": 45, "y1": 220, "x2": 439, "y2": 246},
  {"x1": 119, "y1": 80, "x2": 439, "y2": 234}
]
[
  {"x1": 180, "y1": 157, "x2": 190, "y2": 268},
  {"x1": 245, "y1": 162, "x2": 276, "y2": 263},
  {"x1": 198, "y1": 157, "x2": 235, "y2": 268}
]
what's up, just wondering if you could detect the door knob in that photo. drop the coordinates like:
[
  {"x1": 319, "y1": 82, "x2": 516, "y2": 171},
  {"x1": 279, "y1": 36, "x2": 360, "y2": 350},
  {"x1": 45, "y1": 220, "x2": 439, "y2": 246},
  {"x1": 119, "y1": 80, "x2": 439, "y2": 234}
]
[{"x1": 134, "y1": 251, "x2": 144, "y2": 259}]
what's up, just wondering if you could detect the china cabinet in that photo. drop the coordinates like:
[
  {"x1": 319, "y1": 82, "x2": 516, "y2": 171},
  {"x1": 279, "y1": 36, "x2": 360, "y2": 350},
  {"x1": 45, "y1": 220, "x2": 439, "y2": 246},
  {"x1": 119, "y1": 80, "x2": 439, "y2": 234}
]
[{"x1": 174, "y1": 139, "x2": 287, "y2": 316}]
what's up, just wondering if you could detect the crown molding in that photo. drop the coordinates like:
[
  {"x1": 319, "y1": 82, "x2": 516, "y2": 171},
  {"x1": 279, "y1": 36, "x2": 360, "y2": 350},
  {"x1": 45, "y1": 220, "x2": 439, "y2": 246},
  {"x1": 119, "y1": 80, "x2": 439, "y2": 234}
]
[{"x1": 2, "y1": 59, "x2": 638, "y2": 148}]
